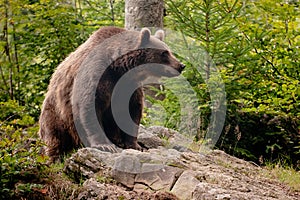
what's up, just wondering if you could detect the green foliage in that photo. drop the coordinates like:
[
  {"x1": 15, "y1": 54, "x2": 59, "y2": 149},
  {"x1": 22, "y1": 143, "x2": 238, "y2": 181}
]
[
  {"x1": 0, "y1": 100, "x2": 35, "y2": 127},
  {"x1": 143, "y1": 85, "x2": 181, "y2": 130},
  {"x1": 0, "y1": 0, "x2": 125, "y2": 118},
  {"x1": 0, "y1": 1, "x2": 299, "y2": 191},
  {"x1": 78, "y1": 0, "x2": 125, "y2": 27},
  {"x1": 0, "y1": 2, "x2": 125, "y2": 197},
  {"x1": 218, "y1": 0, "x2": 300, "y2": 167},
  {"x1": 0, "y1": 126, "x2": 48, "y2": 199},
  {"x1": 143, "y1": 0, "x2": 300, "y2": 168},
  {"x1": 0, "y1": 100, "x2": 48, "y2": 198}
]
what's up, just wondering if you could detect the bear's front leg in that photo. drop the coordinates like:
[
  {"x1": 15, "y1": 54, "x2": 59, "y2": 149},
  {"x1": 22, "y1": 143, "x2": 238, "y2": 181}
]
[
  {"x1": 122, "y1": 132, "x2": 143, "y2": 151},
  {"x1": 121, "y1": 91, "x2": 144, "y2": 151}
]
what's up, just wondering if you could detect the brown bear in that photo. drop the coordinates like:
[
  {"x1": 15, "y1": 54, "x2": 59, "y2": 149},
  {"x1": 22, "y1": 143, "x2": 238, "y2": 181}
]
[{"x1": 38, "y1": 26, "x2": 185, "y2": 161}]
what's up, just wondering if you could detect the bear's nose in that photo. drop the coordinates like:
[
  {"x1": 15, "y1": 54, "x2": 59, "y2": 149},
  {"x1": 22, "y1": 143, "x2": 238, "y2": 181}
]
[{"x1": 179, "y1": 63, "x2": 185, "y2": 71}]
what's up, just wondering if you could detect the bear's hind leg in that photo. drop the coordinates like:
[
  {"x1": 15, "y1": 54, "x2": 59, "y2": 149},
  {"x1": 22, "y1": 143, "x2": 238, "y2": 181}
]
[
  {"x1": 42, "y1": 129, "x2": 76, "y2": 162},
  {"x1": 40, "y1": 120, "x2": 77, "y2": 162}
]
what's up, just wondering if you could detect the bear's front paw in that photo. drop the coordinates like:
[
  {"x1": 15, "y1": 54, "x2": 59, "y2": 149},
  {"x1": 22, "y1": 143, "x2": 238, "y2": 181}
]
[
  {"x1": 124, "y1": 142, "x2": 147, "y2": 152},
  {"x1": 93, "y1": 144, "x2": 122, "y2": 153},
  {"x1": 135, "y1": 143, "x2": 145, "y2": 151}
]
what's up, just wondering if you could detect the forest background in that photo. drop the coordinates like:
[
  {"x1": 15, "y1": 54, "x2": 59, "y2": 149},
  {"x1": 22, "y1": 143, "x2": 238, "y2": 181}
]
[{"x1": 0, "y1": 0, "x2": 299, "y2": 182}]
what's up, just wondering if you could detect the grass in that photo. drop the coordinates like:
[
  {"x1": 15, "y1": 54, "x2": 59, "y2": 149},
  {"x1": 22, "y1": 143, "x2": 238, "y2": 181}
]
[{"x1": 263, "y1": 163, "x2": 300, "y2": 192}]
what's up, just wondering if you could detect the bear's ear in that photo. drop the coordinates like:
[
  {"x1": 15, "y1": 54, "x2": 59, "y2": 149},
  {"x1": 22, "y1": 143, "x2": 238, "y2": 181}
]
[
  {"x1": 154, "y1": 29, "x2": 165, "y2": 41},
  {"x1": 139, "y1": 28, "x2": 151, "y2": 46}
]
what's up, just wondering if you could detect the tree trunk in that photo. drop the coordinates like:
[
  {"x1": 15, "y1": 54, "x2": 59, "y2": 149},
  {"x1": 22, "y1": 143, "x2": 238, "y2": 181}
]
[{"x1": 125, "y1": 0, "x2": 164, "y2": 30}]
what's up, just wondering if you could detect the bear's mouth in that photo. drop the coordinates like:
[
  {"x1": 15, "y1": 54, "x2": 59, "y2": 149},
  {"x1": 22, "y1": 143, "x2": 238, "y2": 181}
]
[
  {"x1": 164, "y1": 69, "x2": 180, "y2": 77},
  {"x1": 163, "y1": 63, "x2": 185, "y2": 77},
  {"x1": 130, "y1": 63, "x2": 185, "y2": 79}
]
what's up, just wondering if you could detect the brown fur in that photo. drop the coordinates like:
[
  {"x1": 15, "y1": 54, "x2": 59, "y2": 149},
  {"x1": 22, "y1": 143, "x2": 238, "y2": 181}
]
[
  {"x1": 39, "y1": 27, "x2": 184, "y2": 161},
  {"x1": 39, "y1": 27, "x2": 125, "y2": 160},
  {"x1": 96, "y1": 48, "x2": 184, "y2": 149}
]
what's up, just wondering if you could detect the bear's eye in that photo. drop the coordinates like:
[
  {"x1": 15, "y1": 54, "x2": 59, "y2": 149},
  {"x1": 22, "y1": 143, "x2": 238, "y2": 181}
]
[{"x1": 161, "y1": 50, "x2": 169, "y2": 57}]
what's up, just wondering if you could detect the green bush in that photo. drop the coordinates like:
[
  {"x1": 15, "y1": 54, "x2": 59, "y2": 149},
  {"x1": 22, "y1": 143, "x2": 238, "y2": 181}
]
[
  {"x1": 0, "y1": 101, "x2": 48, "y2": 199},
  {"x1": 146, "y1": 0, "x2": 300, "y2": 168},
  {"x1": 218, "y1": 107, "x2": 300, "y2": 169},
  {"x1": 0, "y1": 100, "x2": 35, "y2": 127},
  {"x1": 0, "y1": 128, "x2": 48, "y2": 199}
]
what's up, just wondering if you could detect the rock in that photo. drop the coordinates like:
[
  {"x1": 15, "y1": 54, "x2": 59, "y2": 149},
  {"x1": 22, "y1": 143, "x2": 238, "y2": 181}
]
[
  {"x1": 64, "y1": 147, "x2": 117, "y2": 182},
  {"x1": 151, "y1": 191, "x2": 180, "y2": 200},
  {"x1": 134, "y1": 165, "x2": 183, "y2": 191},
  {"x1": 138, "y1": 126, "x2": 164, "y2": 149},
  {"x1": 112, "y1": 151, "x2": 141, "y2": 188},
  {"x1": 192, "y1": 182, "x2": 238, "y2": 200},
  {"x1": 111, "y1": 148, "x2": 184, "y2": 189},
  {"x1": 144, "y1": 126, "x2": 193, "y2": 151},
  {"x1": 171, "y1": 170, "x2": 200, "y2": 200},
  {"x1": 172, "y1": 144, "x2": 192, "y2": 152},
  {"x1": 77, "y1": 178, "x2": 131, "y2": 200},
  {"x1": 77, "y1": 178, "x2": 179, "y2": 200},
  {"x1": 61, "y1": 126, "x2": 299, "y2": 200}
]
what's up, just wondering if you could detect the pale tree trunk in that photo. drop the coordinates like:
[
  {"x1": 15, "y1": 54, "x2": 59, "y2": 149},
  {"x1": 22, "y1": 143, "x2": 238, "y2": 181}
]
[
  {"x1": 125, "y1": 0, "x2": 165, "y2": 103},
  {"x1": 125, "y1": 0, "x2": 164, "y2": 30}
]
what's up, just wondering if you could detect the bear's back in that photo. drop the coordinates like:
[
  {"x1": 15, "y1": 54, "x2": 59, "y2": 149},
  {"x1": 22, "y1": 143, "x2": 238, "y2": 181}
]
[
  {"x1": 44, "y1": 27, "x2": 126, "y2": 122},
  {"x1": 50, "y1": 27, "x2": 126, "y2": 88}
]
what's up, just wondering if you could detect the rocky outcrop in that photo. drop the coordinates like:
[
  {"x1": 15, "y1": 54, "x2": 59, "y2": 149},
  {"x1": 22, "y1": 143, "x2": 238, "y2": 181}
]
[{"x1": 63, "y1": 126, "x2": 298, "y2": 200}]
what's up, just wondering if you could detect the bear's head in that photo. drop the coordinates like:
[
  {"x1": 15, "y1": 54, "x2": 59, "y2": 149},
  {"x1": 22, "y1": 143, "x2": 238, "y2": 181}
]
[
  {"x1": 135, "y1": 28, "x2": 185, "y2": 78},
  {"x1": 77, "y1": 27, "x2": 185, "y2": 82}
]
